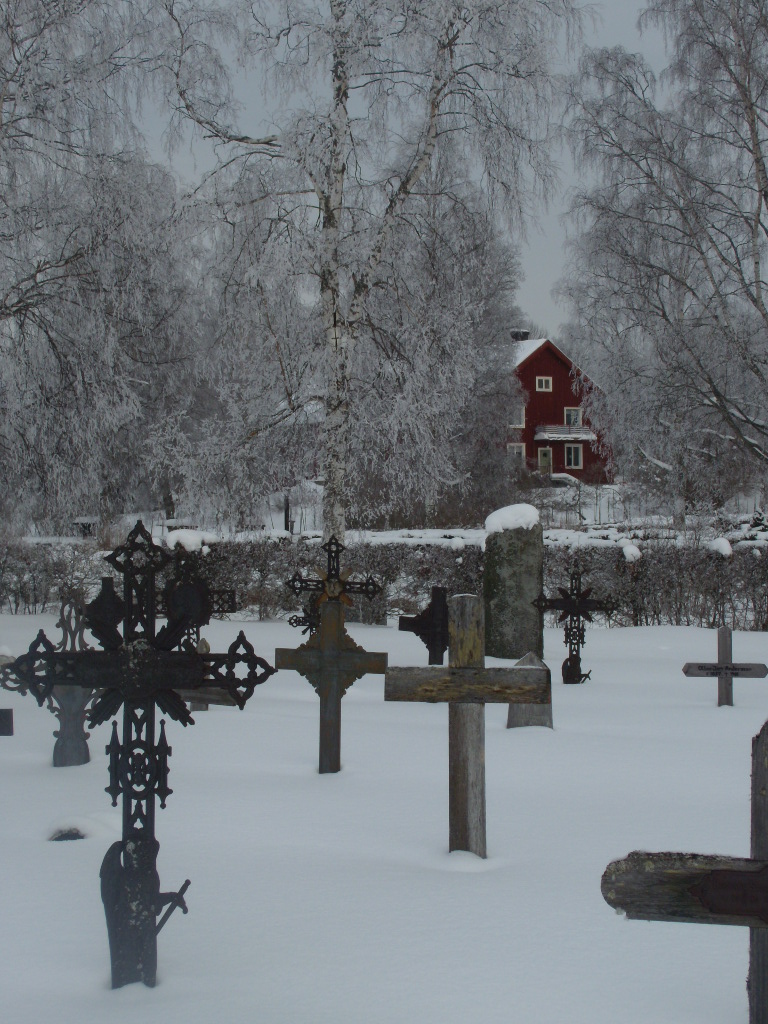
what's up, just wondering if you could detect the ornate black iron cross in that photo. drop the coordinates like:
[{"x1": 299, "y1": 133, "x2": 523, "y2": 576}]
[
  {"x1": 6, "y1": 521, "x2": 275, "y2": 989},
  {"x1": 533, "y1": 565, "x2": 612, "y2": 684},
  {"x1": 277, "y1": 536, "x2": 386, "y2": 773}
]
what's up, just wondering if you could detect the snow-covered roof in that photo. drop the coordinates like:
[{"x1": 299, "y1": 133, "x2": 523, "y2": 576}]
[{"x1": 511, "y1": 337, "x2": 549, "y2": 367}]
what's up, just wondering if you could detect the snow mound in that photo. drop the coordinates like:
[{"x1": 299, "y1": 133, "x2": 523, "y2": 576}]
[
  {"x1": 165, "y1": 528, "x2": 221, "y2": 552},
  {"x1": 621, "y1": 543, "x2": 642, "y2": 563},
  {"x1": 485, "y1": 504, "x2": 539, "y2": 534},
  {"x1": 709, "y1": 537, "x2": 733, "y2": 557}
]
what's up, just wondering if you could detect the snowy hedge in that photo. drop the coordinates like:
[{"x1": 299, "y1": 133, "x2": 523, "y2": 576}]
[{"x1": 6, "y1": 532, "x2": 768, "y2": 631}]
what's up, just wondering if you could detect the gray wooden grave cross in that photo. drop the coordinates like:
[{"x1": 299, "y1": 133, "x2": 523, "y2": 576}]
[
  {"x1": 385, "y1": 594, "x2": 551, "y2": 858},
  {"x1": 602, "y1": 719, "x2": 768, "y2": 1024},
  {"x1": 683, "y1": 624, "x2": 768, "y2": 706}
]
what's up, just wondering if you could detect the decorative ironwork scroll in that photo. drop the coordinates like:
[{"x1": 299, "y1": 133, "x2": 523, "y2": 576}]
[{"x1": 533, "y1": 565, "x2": 612, "y2": 684}]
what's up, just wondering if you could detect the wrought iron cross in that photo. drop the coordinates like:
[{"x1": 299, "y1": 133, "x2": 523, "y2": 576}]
[
  {"x1": 533, "y1": 566, "x2": 612, "y2": 683},
  {"x1": 277, "y1": 536, "x2": 386, "y2": 773},
  {"x1": 6, "y1": 521, "x2": 275, "y2": 989}
]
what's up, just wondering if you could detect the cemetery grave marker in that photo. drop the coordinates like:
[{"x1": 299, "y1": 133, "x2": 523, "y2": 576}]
[
  {"x1": 533, "y1": 565, "x2": 612, "y2": 684},
  {"x1": 683, "y1": 624, "x2": 767, "y2": 706},
  {"x1": 275, "y1": 536, "x2": 387, "y2": 774},
  {"x1": 5, "y1": 521, "x2": 275, "y2": 989},
  {"x1": 601, "y1": 719, "x2": 768, "y2": 1024},
  {"x1": 0, "y1": 654, "x2": 13, "y2": 735},
  {"x1": 399, "y1": 586, "x2": 449, "y2": 665},
  {"x1": 385, "y1": 594, "x2": 551, "y2": 858}
]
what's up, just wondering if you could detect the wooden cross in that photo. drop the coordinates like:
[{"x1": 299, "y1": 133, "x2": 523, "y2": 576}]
[
  {"x1": 275, "y1": 599, "x2": 387, "y2": 773},
  {"x1": 533, "y1": 566, "x2": 612, "y2": 683},
  {"x1": 399, "y1": 586, "x2": 449, "y2": 665},
  {"x1": 601, "y1": 719, "x2": 768, "y2": 1024},
  {"x1": 385, "y1": 594, "x2": 551, "y2": 858},
  {"x1": 6, "y1": 521, "x2": 276, "y2": 989},
  {"x1": 683, "y1": 624, "x2": 768, "y2": 707}
]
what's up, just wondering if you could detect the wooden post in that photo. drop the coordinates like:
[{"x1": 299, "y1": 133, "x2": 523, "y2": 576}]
[
  {"x1": 448, "y1": 595, "x2": 486, "y2": 858},
  {"x1": 751, "y1": 722, "x2": 768, "y2": 1024},
  {"x1": 718, "y1": 625, "x2": 734, "y2": 707}
]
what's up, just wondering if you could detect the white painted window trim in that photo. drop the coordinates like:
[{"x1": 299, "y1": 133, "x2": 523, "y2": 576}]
[
  {"x1": 508, "y1": 405, "x2": 526, "y2": 429},
  {"x1": 535, "y1": 376, "x2": 552, "y2": 392},
  {"x1": 564, "y1": 407, "x2": 582, "y2": 426},
  {"x1": 507, "y1": 442, "x2": 526, "y2": 462},
  {"x1": 565, "y1": 443, "x2": 583, "y2": 469}
]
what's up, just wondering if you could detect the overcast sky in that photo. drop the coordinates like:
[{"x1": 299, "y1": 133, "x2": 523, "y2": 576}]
[{"x1": 523, "y1": 1, "x2": 669, "y2": 338}]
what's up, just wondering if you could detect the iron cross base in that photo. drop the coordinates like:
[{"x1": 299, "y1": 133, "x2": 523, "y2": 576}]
[{"x1": 100, "y1": 837, "x2": 189, "y2": 989}]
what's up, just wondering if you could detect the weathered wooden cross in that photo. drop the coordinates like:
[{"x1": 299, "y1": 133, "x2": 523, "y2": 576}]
[
  {"x1": 6, "y1": 521, "x2": 276, "y2": 989},
  {"x1": 385, "y1": 594, "x2": 551, "y2": 858},
  {"x1": 533, "y1": 566, "x2": 612, "y2": 684},
  {"x1": 683, "y1": 624, "x2": 768, "y2": 707},
  {"x1": 399, "y1": 586, "x2": 449, "y2": 665},
  {"x1": 276, "y1": 536, "x2": 387, "y2": 773},
  {"x1": 602, "y1": 719, "x2": 768, "y2": 1024}
]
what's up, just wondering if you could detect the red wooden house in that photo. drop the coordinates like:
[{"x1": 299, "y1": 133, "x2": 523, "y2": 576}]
[{"x1": 508, "y1": 334, "x2": 611, "y2": 483}]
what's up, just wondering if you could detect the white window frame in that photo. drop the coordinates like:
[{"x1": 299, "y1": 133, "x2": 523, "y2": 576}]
[
  {"x1": 535, "y1": 376, "x2": 552, "y2": 392},
  {"x1": 565, "y1": 444, "x2": 583, "y2": 469},
  {"x1": 508, "y1": 405, "x2": 526, "y2": 429},
  {"x1": 564, "y1": 407, "x2": 582, "y2": 426},
  {"x1": 538, "y1": 447, "x2": 552, "y2": 471},
  {"x1": 507, "y1": 442, "x2": 526, "y2": 463}
]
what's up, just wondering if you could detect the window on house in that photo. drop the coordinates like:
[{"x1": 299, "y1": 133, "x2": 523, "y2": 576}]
[
  {"x1": 565, "y1": 444, "x2": 583, "y2": 469},
  {"x1": 508, "y1": 405, "x2": 525, "y2": 429},
  {"x1": 507, "y1": 442, "x2": 526, "y2": 463},
  {"x1": 535, "y1": 376, "x2": 552, "y2": 392},
  {"x1": 564, "y1": 407, "x2": 582, "y2": 426}
]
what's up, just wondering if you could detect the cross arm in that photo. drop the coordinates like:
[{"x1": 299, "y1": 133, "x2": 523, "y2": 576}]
[
  {"x1": 683, "y1": 662, "x2": 768, "y2": 678},
  {"x1": 385, "y1": 661, "x2": 551, "y2": 704},
  {"x1": 602, "y1": 850, "x2": 768, "y2": 928}
]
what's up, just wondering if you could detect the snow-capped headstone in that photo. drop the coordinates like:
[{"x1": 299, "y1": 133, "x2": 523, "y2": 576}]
[
  {"x1": 483, "y1": 505, "x2": 548, "y2": 728},
  {"x1": 0, "y1": 653, "x2": 13, "y2": 735}
]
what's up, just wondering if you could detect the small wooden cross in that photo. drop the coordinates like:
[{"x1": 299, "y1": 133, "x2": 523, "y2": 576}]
[
  {"x1": 275, "y1": 599, "x2": 387, "y2": 773},
  {"x1": 601, "y1": 719, "x2": 768, "y2": 1024},
  {"x1": 385, "y1": 594, "x2": 551, "y2": 858},
  {"x1": 399, "y1": 586, "x2": 449, "y2": 665},
  {"x1": 533, "y1": 566, "x2": 612, "y2": 683},
  {"x1": 683, "y1": 624, "x2": 768, "y2": 706}
]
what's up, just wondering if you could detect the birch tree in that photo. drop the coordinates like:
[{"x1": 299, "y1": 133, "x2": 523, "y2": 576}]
[
  {"x1": 152, "y1": 0, "x2": 578, "y2": 538},
  {"x1": 563, "y1": 1, "x2": 768, "y2": 505}
]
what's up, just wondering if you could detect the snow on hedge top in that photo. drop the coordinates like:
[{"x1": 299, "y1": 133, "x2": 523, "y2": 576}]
[
  {"x1": 165, "y1": 528, "x2": 220, "y2": 552},
  {"x1": 709, "y1": 537, "x2": 733, "y2": 557},
  {"x1": 485, "y1": 504, "x2": 540, "y2": 534}
]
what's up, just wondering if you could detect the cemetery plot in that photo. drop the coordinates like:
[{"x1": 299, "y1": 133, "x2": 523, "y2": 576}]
[
  {"x1": 4, "y1": 521, "x2": 275, "y2": 989},
  {"x1": 682, "y1": 624, "x2": 768, "y2": 706},
  {"x1": 386, "y1": 594, "x2": 550, "y2": 858},
  {"x1": 533, "y1": 565, "x2": 612, "y2": 684},
  {"x1": 276, "y1": 536, "x2": 387, "y2": 774},
  {"x1": 602, "y1": 719, "x2": 768, "y2": 1024}
]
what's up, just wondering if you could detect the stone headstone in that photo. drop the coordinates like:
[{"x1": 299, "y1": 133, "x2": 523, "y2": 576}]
[{"x1": 482, "y1": 505, "x2": 549, "y2": 728}]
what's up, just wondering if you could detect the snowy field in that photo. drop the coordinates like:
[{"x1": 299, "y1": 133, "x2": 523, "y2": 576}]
[{"x1": 2, "y1": 613, "x2": 767, "y2": 1024}]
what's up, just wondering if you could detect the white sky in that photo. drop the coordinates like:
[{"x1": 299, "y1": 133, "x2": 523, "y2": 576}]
[{"x1": 522, "y1": 1, "x2": 669, "y2": 337}]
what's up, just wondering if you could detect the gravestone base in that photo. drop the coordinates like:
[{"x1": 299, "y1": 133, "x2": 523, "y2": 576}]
[{"x1": 0, "y1": 708, "x2": 12, "y2": 735}]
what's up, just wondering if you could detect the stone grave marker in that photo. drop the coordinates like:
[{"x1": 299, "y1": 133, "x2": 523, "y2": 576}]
[
  {"x1": 275, "y1": 536, "x2": 387, "y2": 773},
  {"x1": 533, "y1": 564, "x2": 612, "y2": 685},
  {"x1": 483, "y1": 505, "x2": 551, "y2": 728},
  {"x1": 6, "y1": 521, "x2": 275, "y2": 988},
  {"x1": 683, "y1": 624, "x2": 767, "y2": 706},
  {"x1": 601, "y1": 719, "x2": 768, "y2": 1024},
  {"x1": 385, "y1": 594, "x2": 551, "y2": 858},
  {"x1": 0, "y1": 653, "x2": 13, "y2": 735}
]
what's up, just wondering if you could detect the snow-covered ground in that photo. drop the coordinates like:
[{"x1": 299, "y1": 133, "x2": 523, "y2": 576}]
[{"x1": 2, "y1": 613, "x2": 767, "y2": 1023}]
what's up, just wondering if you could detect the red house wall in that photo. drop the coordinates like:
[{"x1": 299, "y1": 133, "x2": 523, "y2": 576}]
[{"x1": 514, "y1": 343, "x2": 610, "y2": 483}]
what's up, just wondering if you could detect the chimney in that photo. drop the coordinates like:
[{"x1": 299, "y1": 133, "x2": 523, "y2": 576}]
[{"x1": 510, "y1": 329, "x2": 530, "y2": 342}]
